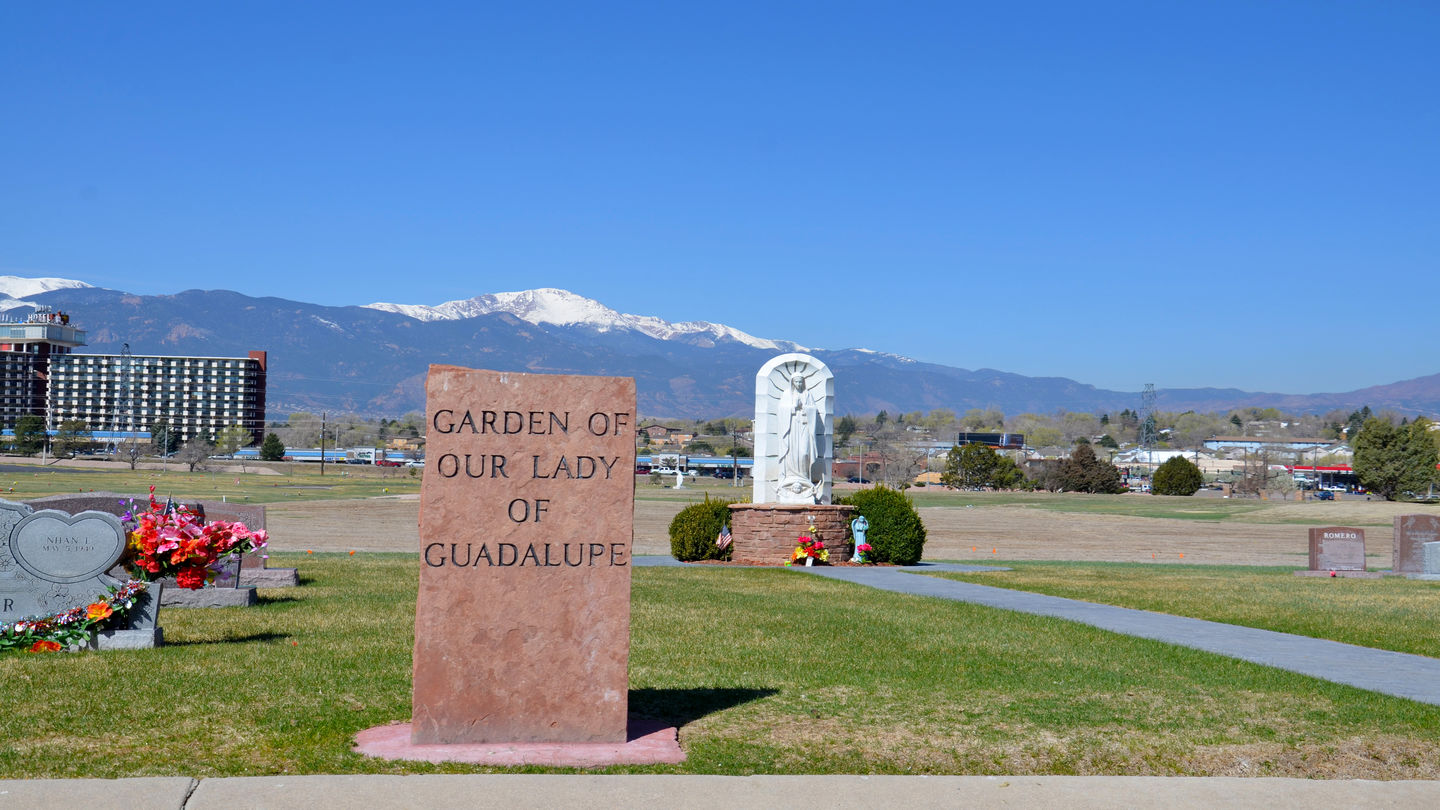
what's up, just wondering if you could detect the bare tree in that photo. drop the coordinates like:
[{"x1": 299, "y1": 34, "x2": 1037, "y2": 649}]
[
  {"x1": 177, "y1": 438, "x2": 214, "y2": 473},
  {"x1": 121, "y1": 439, "x2": 145, "y2": 471}
]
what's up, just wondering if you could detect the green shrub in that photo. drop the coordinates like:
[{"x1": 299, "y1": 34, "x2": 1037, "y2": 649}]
[
  {"x1": 669, "y1": 495, "x2": 735, "y2": 561},
  {"x1": 835, "y1": 485, "x2": 927, "y2": 565},
  {"x1": 1152, "y1": 456, "x2": 1204, "y2": 496}
]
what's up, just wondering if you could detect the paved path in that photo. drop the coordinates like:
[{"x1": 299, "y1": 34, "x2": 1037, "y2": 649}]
[
  {"x1": 636, "y1": 557, "x2": 1440, "y2": 705},
  {"x1": 803, "y1": 563, "x2": 1440, "y2": 706},
  {"x1": 6, "y1": 774, "x2": 1440, "y2": 809}
]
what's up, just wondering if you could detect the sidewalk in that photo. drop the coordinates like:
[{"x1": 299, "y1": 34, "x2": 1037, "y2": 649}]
[
  {"x1": 6, "y1": 774, "x2": 1440, "y2": 809},
  {"x1": 805, "y1": 563, "x2": 1440, "y2": 706},
  {"x1": 636, "y1": 556, "x2": 1440, "y2": 706}
]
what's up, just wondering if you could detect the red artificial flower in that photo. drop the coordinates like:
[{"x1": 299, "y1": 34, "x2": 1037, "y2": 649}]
[
  {"x1": 174, "y1": 565, "x2": 208, "y2": 590},
  {"x1": 86, "y1": 602, "x2": 114, "y2": 621},
  {"x1": 28, "y1": 640, "x2": 62, "y2": 653}
]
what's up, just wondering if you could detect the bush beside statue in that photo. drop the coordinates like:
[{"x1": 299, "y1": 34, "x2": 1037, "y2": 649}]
[
  {"x1": 834, "y1": 486, "x2": 927, "y2": 565},
  {"x1": 669, "y1": 496, "x2": 737, "y2": 562}
]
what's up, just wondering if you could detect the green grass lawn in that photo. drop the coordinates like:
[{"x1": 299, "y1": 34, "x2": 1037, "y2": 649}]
[
  {"x1": 0, "y1": 459, "x2": 421, "y2": 504},
  {"x1": 4, "y1": 554, "x2": 1440, "y2": 778},
  {"x1": 931, "y1": 562, "x2": 1440, "y2": 658}
]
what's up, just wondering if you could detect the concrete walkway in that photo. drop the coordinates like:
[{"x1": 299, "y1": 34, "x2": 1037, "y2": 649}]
[
  {"x1": 6, "y1": 774, "x2": 1440, "y2": 809},
  {"x1": 803, "y1": 563, "x2": 1440, "y2": 706},
  {"x1": 636, "y1": 555, "x2": 1440, "y2": 705}
]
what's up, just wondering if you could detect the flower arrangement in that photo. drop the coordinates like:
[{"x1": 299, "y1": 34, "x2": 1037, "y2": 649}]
[
  {"x1": 786, "y1": 535, "x2": 829, "y2": 566},
  {"x1": 1, "y1": 581, "x2": 148, "y2": 654},
  {"x1": 122, "y1": 486, "x2": 269, "y2": 589},
  {"x1": 853, "y1": 543, "x2": 874, "y2": 564}
]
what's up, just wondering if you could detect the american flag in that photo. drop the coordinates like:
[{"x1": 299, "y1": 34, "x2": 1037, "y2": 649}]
[{"x1": 716, "y1": 524, "x2": 732, "y2": 550}]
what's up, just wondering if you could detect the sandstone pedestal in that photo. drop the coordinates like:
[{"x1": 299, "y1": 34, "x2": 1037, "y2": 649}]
[{"x1": 728, "y1": 503, "x2": 855, "y2": 565}]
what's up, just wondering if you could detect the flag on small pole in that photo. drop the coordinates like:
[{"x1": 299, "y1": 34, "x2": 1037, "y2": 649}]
[{"x1": 717, "y1": 524, "x2": 732, "y2": 551}]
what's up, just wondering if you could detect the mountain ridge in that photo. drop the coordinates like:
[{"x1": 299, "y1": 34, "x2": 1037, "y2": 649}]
[{"x1": 5, "y1": 280, "x2": 1437, "y2": 420}]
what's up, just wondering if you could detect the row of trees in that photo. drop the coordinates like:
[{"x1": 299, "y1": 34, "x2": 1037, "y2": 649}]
[
  {"x1": 5, "y1": 415, "x2": 274, "y2": 472},
  {"x1": 938, "y1": 442, "x2": 1210, "y2": 496},
  {"x1": 816, "y1": 404, "x2": 1426, "y2": 453}
]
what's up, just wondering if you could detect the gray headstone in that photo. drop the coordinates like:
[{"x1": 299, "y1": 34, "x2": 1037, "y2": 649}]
[
  {"x1": 1424, "y1": 541, "x2": 1440, "y2": 578},
  {"x1": 0, "y1": 500, "x2": 127, "y2": 623}
]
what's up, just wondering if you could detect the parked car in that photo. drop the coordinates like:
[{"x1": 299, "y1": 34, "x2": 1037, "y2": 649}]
[{"x1": 1314, "y1": 490, "x2": 1335, "y2": 501}]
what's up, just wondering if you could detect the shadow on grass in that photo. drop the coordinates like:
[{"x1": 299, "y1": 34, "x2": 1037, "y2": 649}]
[
  {"x1": 163, "y1": 631, "x2": 290, "y2": 646},
  {"x1": 255, "y1": 593, "x2": 303, "y2": 606},
  {"x1": 629, "y1": 687, "x2": 778, "y2": 729}
]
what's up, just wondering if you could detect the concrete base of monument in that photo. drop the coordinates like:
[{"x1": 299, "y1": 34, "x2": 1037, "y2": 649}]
[
  {"x1": 353, "y1": 717, "x2": 685, "y2": 767},
  {"x1": 160, "y1": 586, "x2": 258, "y2": 608},
  {"x1": 94, "y1": 627, "x2": 163, "y2": 649},
  {"x1": 238, "y1": 567, "x2": 300, "y2": 587},
  {"x1": 1293, "y1": 570, "x2": 1386, "y2": 579},
  {"x1": 728, "y1": 503, "x2": 855, "y2": 565}
]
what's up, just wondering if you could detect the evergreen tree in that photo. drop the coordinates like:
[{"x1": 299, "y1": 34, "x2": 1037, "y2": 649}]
[
  {"x1": 13, "y1": 415, "x2": 45, "y2": 455},
  {"x1": 259, "y1": 432, "x2": 287, "y2": 461},
  {"x1": 1353, "y1": 417, "x2": 1437, "y2": 500},
  {"x1": 1058, "y1": 443, "x2": 1125, "y2": 493},
  {"x1": 1152, "y1": 456, "x2": 1204, "y2": 496}
]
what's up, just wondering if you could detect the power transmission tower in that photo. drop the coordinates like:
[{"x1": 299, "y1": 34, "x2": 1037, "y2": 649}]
[
  {"x1": 119, "y1": 343, "x2": 134, "y2": 435},
  {"x1": 1139, "y1": 383, "x2": 1157, "y2": 476}
]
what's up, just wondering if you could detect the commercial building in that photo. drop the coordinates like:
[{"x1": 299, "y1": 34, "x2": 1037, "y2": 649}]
[
  {"x1": 48, "y1": 350, "x2": 268, "y2": 445},
  {"x1": 0, "y1": 310, "x2": 85, "y2": 431},
  {"x1": 0, "y1": 309, "x2": 267, "y2": 444}
]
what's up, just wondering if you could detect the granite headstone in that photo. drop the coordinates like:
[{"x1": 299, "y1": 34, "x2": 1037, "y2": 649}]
[
  {"x1": 1420, "y1": 541, "x2": 1440, "y2": 581},
  {"x1": 0, "y1": 500, "x2": 126, "y2": 623},
  {"x1": 411, "y1": 366, "x2": 636, "y2": 744},
  {"x1": 1307, "y1": 526, "x2": 1367, "y2": 571},
  {"x1": 1394, "y1": 514, "x2": 1440, "y2": 574}
]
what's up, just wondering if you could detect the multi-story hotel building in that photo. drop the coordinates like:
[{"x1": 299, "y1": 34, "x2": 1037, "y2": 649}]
[
  {"x1": 0, "y1": 310, "x2": 85, "y2": 432},
  {"x1": 0, "y1": 309, "x2": 267, "y2": 444}
]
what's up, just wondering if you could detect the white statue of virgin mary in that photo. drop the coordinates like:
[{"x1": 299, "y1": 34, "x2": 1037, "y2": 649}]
[
  {"x1": 776, "y1": 374, "x2": 821, "y2": 502},
  {"x1": 753, "y1": 354, "x2": 834, "y2": 505}
]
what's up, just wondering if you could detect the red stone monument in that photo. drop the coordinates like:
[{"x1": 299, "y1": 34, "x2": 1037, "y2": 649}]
[
  {"x1": 1308, "y1": 526, "x2": 1366, "y2": 571},
  {"x1": 1394, "y1": 514, "x2": 1440, "y2": 574},
  {"x1": 409, "y1": 366, "x2": 636, "y2": 744}
]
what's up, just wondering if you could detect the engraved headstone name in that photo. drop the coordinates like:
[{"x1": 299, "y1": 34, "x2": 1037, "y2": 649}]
[
  {"x1": 0, "y1": 502, "x2": 127, "y2": 622},
  {"x1": 1307, "y1": 526, "x2": 1366, "y2": 572}
]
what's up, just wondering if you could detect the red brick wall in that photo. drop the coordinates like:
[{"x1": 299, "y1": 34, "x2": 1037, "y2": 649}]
[{"x1": 728, "y1": 503, "x2": 856, "y2": 565}]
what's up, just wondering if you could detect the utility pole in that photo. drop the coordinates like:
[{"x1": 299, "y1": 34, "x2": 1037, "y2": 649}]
[
  {"x1": 731, "y1": 429, "x2": 738, "y2": 487},
  {"x1": 320, "y1": 411, "x2": 327, "y2": 476}
]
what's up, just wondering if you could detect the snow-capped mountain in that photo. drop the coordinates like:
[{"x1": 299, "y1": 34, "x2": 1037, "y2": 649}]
[
  {"x1": 0, "y1": 275, "x2": 93, "y2": 313},
  {"x1": 365, "y1": 288, "x2": 808, "y2": 352},
  {"x1": 0, "y1": 275, "x2": 92, "y2": 299}
]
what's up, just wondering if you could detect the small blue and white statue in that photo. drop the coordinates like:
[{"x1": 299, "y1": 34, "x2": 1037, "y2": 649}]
[{"x1": 850, "y1": 515, "x2": 870, "y2": 562}]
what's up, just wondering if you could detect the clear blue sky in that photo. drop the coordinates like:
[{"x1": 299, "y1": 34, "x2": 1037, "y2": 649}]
[{"x1": 3, "y1": 2, "x2": 1436, "y2": 395}]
